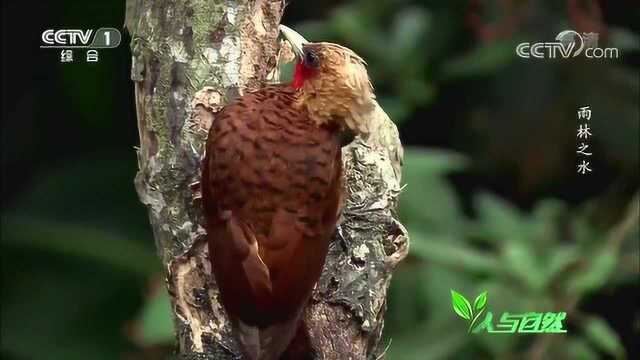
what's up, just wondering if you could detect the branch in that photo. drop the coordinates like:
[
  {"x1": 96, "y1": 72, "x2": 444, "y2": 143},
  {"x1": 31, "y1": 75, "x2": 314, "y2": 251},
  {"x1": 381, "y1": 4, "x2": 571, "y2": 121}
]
[{"x1": 126, "y1": 1, "x2": 408, "y2": 358}]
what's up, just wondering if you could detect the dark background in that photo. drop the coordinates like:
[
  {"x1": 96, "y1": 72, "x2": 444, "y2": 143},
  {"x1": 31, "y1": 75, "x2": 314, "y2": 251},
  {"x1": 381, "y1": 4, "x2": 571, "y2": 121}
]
[{"x1": 2, "y1": 0, "x2": 638, "y2": 359}]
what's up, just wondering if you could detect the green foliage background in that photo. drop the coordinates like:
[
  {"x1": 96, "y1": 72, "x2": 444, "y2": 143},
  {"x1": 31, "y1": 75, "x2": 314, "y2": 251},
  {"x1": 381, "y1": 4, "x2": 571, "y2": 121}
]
[{"x1": 2, "y1": 0, "x2": 638, "y2": 359}]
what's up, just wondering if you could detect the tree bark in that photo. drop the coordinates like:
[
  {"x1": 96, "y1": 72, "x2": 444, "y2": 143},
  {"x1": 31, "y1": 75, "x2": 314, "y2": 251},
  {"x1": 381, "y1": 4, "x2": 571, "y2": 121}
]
[{"x1": 125, "y1": 1, "x2": 408, "y2": 359}]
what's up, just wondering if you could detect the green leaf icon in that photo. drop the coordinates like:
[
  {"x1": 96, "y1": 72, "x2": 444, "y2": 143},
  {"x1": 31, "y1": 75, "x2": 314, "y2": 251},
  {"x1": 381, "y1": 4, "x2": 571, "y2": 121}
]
[
  {"x1": 450, "y1": 289, "x2": 473, "y2": 320},
  {"x1": 473, "y1": 291, "x2": 487, "y2": 313},
  {"x1": 470, "y1": 291, "x2": 488, "y2": 332}
]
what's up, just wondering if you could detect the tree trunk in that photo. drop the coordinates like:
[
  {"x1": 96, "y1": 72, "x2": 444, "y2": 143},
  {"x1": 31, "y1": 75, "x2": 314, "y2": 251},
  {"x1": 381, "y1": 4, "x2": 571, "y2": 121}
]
[{"x1": 125, "y1": 1, "x2": 408, "y2": 359}]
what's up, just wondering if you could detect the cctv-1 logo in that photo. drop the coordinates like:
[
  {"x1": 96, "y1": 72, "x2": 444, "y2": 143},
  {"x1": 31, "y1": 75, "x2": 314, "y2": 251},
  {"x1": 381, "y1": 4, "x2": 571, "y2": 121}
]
[{"x1": 41, "y1": 28, "x2": 121, "y2": 48}]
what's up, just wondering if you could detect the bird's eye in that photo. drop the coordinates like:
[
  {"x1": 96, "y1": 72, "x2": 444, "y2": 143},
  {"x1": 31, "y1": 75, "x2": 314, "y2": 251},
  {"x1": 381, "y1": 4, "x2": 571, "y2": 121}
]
[{"x1": 304, "y1": 50, "x2": 319, "y2": 68}]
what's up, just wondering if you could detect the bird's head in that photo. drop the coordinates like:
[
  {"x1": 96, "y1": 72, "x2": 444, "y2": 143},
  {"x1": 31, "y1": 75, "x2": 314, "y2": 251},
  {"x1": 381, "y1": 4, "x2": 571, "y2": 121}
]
[{"x1": 280, "y1": 25, "x2": 374, "y2": 135}]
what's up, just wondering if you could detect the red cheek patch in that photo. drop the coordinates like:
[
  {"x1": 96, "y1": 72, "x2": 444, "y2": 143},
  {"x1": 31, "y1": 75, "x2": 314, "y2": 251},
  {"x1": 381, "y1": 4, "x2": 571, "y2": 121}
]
[{"x1": 292, "y1": 61, "x2": 316, "y2": 89}]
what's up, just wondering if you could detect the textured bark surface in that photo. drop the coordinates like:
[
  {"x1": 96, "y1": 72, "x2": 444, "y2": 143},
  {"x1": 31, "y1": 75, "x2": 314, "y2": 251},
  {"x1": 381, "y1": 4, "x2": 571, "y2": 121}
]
[{"x1": 125, "y1": 1, "x2": 408, "y2": 358}]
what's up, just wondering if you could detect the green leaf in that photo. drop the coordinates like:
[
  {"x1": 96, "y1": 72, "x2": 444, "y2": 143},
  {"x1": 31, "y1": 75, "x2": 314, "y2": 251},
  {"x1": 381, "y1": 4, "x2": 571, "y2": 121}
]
[
  {"x1": 378, "y1": 96, "x2": 411, "y2": 124},
  {"x1": 568, "y1": 247, "x2": 617, "y2": 295},
  {"x1": 609, "y1": 27, "x2": 640, "y2": 51},
  {"x1": 400, "y1": 148, "x2": 468, "y2": 234},
  {"x1": 386, "y1": 321, "x2": 467, "y2": 360},
  {"x1": 11, "y1": 153, "x2": 152, "y2": 241},
  {"x1": 503, "y1": 242, "x2": 546, "y2": 292},
  {"x1": 544, "y1": 244, "x2": 580, "y2": 286},
  {"x1": 403, "y1": 147, "x2": 468, "y2": 175},
  {"x1": 530, "y1": 199, "x2": 567, "y2": 249},
  {"x1": 137, "y1": 289, "x2": 175, "y2": 345},
  {"x1": 398, "y1": 78, "x2": 436, "y2": 106},
  {"x1": 565, "y1": 338, "x2": 600, "y2": 360},
  {"x1": 386, "y1": 264, "x2": 429, "y2": 333},
  {"x1": 3, "y1": 216, "x2": 159, "y2": 277},
  {"x1": 474, "y1": 192, "x2": 528, "y2": 244},
  {"x1": 410, "y1": 231, "x2": 501, "y2": 274},
  {"x1": 390, "y1": 7, "x2": 430, "y2": 58},
  {"x1": 473, "y1": 291, "x2": 488, "y2": 313},
  {"x1": 450, "y1": 290, "x2": 472, "y2": 320},
  {"x1": 387, "y1": 332, "x2": 466, "y2": 360},
  {"x1": 1, "y1": 233, "x2": 145, "y2": 360},
  {"x1": 440, "y1": 40, "x2": 517, "y2": 80},
  {"x1": 582, "y1": 316, "x2": 625, "y2": 359},
  {"x1": 329, "y1": 5, "x2": 380, "y2": 53}
]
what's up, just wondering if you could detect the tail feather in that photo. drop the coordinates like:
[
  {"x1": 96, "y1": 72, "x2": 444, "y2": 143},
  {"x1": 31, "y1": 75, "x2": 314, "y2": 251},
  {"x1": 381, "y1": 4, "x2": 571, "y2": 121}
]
[
  {"x1": 233, "y1": 313, "x2": 301, "y2": 360},
  {"x1": 235, "y1": 321, "x2": 261, "y2": 359}
]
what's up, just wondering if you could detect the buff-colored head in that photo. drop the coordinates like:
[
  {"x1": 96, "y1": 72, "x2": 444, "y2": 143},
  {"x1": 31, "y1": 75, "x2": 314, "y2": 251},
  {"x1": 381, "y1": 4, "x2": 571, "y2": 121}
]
[{"x1": 280, "y1": 25, "x2": 374, "y2": 135}]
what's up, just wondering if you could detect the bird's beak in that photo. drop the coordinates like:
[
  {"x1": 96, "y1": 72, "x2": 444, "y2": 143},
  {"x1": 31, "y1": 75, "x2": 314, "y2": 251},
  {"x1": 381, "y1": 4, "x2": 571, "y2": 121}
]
[{"x1": 279, "y1": 24, "x2": 308, "y2": 59}]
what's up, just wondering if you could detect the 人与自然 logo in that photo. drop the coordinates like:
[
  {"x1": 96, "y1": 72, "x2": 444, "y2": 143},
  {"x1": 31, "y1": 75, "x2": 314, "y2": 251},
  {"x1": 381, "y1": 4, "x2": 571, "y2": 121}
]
[
  {"x1": 450, "y1": 289, "x2": 567, "y2": 334},
  {"x1": 516, "y1": 30, "x2": 619, "y2": 59}
]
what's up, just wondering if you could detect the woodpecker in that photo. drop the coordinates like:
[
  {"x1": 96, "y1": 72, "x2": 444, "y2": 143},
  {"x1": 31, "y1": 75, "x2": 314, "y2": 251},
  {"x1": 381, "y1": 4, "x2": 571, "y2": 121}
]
[{"x1": 202, "y1": 25, "x2": 378, "y2": 360}]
